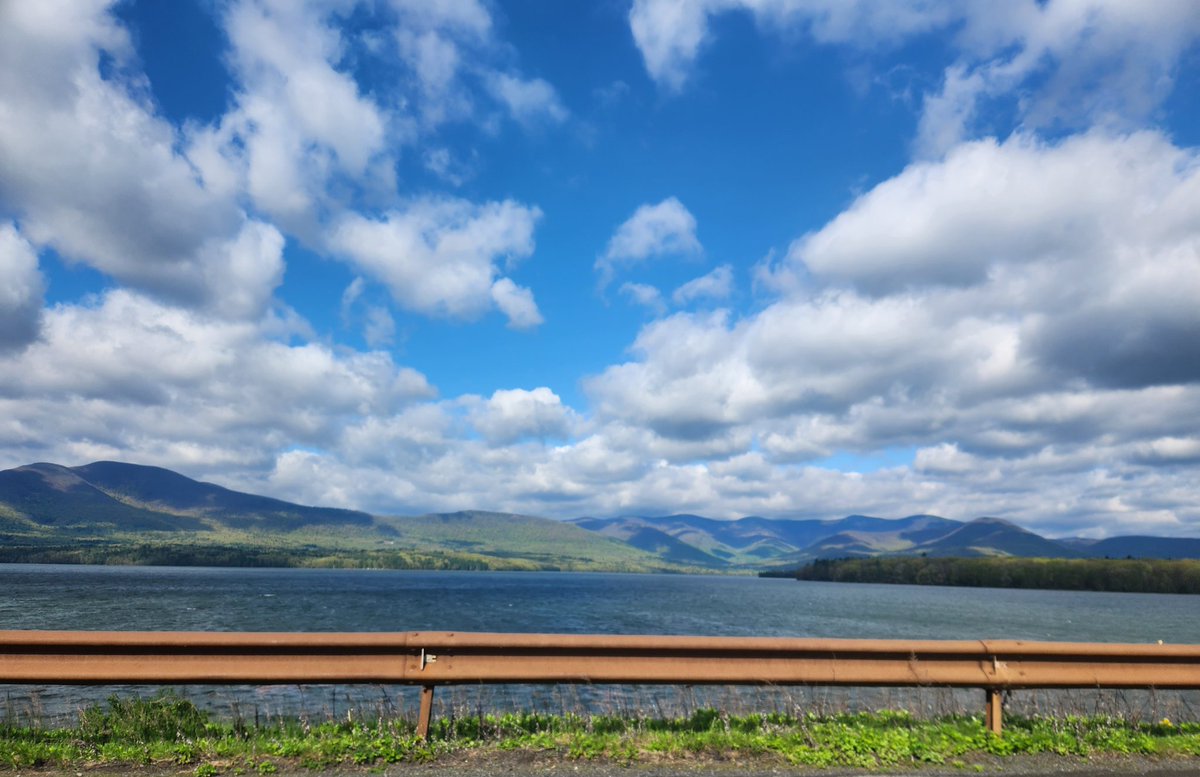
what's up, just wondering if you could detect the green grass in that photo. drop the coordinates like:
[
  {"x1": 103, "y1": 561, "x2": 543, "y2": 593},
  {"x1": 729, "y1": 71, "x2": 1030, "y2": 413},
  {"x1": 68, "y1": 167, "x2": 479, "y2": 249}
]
[{"x1": 3, "y1": 692, "x2": 1199, "y2": 773}]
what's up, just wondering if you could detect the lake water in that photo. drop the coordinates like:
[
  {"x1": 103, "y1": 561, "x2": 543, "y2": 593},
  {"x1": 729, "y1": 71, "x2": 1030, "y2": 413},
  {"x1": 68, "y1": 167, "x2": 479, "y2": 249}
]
[{"x1": 2, "y1": 564, "x2": 1198, "y2": 722}]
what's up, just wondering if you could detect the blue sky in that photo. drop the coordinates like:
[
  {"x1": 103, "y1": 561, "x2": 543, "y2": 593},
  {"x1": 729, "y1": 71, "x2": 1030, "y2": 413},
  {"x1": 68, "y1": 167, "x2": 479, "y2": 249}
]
[{"x1": 1, "y1": 0, "x2": 1199, "y2": 538}]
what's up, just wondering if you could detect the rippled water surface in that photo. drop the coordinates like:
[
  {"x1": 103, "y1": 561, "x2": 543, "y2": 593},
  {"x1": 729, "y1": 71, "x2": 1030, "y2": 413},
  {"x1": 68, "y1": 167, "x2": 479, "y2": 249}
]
[
  {"x1": 1, "y1": 563, "x2": 1197, "y2": 642},
  {"x1": 2, "y1": 564, "x2": 1197, "y2": 721}
]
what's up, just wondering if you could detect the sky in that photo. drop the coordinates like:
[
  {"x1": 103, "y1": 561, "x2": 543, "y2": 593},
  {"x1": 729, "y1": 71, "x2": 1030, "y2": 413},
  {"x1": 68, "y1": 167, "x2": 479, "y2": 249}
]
[{"x1": 1, "y1": 0, "x2": 1199, "y2": 539}]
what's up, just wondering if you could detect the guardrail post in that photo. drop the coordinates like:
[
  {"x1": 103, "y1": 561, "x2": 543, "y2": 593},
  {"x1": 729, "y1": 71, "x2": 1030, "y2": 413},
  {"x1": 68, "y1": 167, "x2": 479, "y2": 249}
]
[
  {"x1": 416, "y1": 684, "x2": 436, "y2": 740},
  {"x1": 984, "y1": 688, "x2": 1002, "y2": 735}
]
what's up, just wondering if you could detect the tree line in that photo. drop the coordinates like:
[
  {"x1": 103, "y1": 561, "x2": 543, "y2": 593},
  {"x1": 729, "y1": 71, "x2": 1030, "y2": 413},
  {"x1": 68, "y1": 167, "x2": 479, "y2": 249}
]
[{"x1": 791, "y1": 556, "x2": 1200, "y2": 594}]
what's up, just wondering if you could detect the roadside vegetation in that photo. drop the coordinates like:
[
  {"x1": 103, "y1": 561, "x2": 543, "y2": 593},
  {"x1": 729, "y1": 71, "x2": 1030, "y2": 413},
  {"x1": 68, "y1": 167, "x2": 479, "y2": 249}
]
[
  {"x1": 790, "y1": 556, "x2": 1200, "y2": 594},
  {"x1": 2, "y1": 692, "x2": 1199, "y2": 773}
]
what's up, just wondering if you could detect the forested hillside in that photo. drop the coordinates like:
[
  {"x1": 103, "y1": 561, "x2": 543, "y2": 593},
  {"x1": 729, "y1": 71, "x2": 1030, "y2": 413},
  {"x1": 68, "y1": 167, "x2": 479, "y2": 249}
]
[{"x1": 792, "y1": 556, "x2": 1200, "y2": 594}]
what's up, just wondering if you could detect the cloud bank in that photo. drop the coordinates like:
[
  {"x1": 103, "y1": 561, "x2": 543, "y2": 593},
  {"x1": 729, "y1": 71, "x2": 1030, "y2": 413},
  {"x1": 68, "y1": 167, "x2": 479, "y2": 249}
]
[{"x1": 0, "y1": 0, "x2": 1197, "y2": 540}]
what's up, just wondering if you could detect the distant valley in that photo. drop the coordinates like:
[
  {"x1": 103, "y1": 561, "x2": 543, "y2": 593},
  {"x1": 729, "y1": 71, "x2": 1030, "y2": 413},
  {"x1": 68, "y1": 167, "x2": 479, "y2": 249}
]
[{"x1": 3, "y1": 461, "x2": 1199, "y2": 572}]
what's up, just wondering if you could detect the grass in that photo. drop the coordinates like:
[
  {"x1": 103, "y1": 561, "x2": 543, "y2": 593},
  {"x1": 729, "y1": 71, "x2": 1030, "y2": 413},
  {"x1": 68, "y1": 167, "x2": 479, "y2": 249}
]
[{"x1": 1, "y1": 692, "x2": 1199, "y2": 773}]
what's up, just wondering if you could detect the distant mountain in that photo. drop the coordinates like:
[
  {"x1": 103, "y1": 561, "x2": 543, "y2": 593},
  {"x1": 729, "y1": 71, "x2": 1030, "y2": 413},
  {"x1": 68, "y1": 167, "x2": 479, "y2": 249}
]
[
  {"x1": 0, "y1": 463, "x2": 208, "y2": 532},
  {"x1": 568, "y1": 513, "x2": 1200, "y2": 570},
  {"x1": 1063, "y1": 535, "x2": 1200, "y2": 560},
  {"x1": 1, "y1": 461, "x2": 373, "y2": 533},
  {"x1": 0, "y1": 461, "x2": 683, "y2": 572},
  {"x1": 573, "y1": 513, "x2": 967, "y2": 568},
  {"x1": 571, "y1": 517, "x2": 728, "y2": 567},
  {"x1": 784, "y1": 515, "x2": 965, "y2": 563},
  {"x1": 912, "y1": 517, "x2": 1079, "y2": 558},
  {"x1": 3, "y1": 460, "x2": 1198, "y2": 572},
  {"x1": 372, "y1": 510, "x2": 669, "y2": 570}
]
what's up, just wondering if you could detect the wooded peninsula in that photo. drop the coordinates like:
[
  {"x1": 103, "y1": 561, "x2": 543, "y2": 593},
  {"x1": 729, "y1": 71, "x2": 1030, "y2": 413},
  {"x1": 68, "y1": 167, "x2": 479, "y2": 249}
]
[{"x1": 789, "y1": 556, "x2": 1200, "y2": 594}]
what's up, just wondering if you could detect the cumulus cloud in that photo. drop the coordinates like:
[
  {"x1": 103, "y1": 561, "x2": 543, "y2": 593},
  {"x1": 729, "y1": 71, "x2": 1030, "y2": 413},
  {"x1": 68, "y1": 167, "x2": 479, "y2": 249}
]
[
  {"x1": 363, "y1": 306, "x2": 397, "y2": 348},
  {"x1": 915, "y1": 0, "x2": 1200, "y2": 156},
  {"x1": 389, "y1": 0, "x2": 568, "y2": 133},
  {"x1": 783, "y1": 131, "x2": 1200, "y2": 388},
  {"x1": 468, "y1": 387, "x2": 575, "y2": 445},
  {"x1": 0, "y1": 289, "x2": 434, "y2": 473},
  {"x1": 486, "y1": 73, "x2": 569, "y2": 126},
  {"x1": 630, "y1": 0, "x2": 954, "y2": 90},
  {"x1": 620, "y1": 282, "x2": 666, "y2": 314},
  {"x1": 3, "y1": 0, "x2": 1198, "y2": 540},
  {"x1": 629, "y1": 0, "x2": 971, "y2": 91},
  {"x1": 387, "y1": 0, "x2": 492, "y2": 37},
  {"x1": 0, "y1": 223, "x2": 44, "y2": 352},
  {"x1": 490, "y1": 277, "x2": 544, "y2": 330},
  {"x1": 0, "y1": 2, "x2": 283, "y2": 320},
  {"x1": 789, "y1": 132, "x2": 1197, "y2": 291},
  {"x1": 231, "y1": 410, "x2": 1200, "y2": 537},
  {"x1": 578, "y1": 130, "x2": 1200, "y2": 535},
  {"x1": 603, "y1": 197, "x2": 702, "y2": 263},
  {"x1": 395, "y1": 28, "x2": 474, "y2": 128},
  {"x1": 193, "y1": 0, "x2": 392, "y2": 234},
  {"x1": 598, "y1": 133, "x2": 1200, "y2": 438},
  {"x1": 628, "y1": 1, "x2": 1200, "y2": 157},
  {"x1": 330, "y1": 198, "x2": 542, "y2": 325},
  {"x1": 628, "y1": 0, "x2": 712, "y2": 92},
  {"x1": 597, "y1": 197, "x2": 702, "y2": 290},
  {"x1": 673, "y1": 264, "x2": 733, "y2": 305}
]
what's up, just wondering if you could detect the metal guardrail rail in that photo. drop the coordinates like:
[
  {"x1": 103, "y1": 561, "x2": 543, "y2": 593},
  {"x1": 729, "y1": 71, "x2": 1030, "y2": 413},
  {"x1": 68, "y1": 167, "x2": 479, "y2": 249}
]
[{"x1": 2, "y1": 630, "x2": 1198, "y2": 737}]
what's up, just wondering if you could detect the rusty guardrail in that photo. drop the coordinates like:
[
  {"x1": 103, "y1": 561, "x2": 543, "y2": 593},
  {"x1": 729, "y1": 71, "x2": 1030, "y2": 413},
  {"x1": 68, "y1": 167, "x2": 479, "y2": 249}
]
[{"x1": 2, "y1": 630, "x2": 1198, "y2": 737}]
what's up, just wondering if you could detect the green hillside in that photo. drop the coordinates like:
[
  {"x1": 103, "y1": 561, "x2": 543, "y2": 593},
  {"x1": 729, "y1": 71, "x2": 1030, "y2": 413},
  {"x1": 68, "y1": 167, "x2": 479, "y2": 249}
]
[
  {"x1": 0, "y1": 462, "x2": 685, "y2": 573},
  {"x1": 4, "y1": 460, "x2": 1199, "y2": 573},
  {"x1": 373, "y1": 511, "x2": 684, "y2": 571}
]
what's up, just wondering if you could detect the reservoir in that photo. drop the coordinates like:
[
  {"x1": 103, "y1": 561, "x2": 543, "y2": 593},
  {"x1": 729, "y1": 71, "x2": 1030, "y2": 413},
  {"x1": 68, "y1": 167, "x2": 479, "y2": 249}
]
[
  {"x1": 1, "y1": 564, "x2": 1196, "y2": 642},
  {"x1": 2, "y1": 564, "x2": 1197, "y2": 721}
]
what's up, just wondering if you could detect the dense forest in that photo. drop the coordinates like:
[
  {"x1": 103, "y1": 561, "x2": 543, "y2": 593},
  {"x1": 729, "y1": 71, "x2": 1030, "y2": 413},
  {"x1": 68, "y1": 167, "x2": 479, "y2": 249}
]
[{"x1": 789, "y1": 556, "x2": 1200, "y2": 594}]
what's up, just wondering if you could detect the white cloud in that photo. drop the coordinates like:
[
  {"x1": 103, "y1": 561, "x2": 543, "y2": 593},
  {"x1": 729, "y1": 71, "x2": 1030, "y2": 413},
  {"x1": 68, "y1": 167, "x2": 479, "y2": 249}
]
[
  {"x1": 387, "y1": 0, "x2": 492, "y2": 38},
  {"x1": 395, "y1": 28, "x2": 473, "y2": 128},
  {"x1": 486, "y1": 73, "x2": 569, "y2": 126},
  {"x1": 628, "y1": 1, "x2": 1200, "y2": 158},
  {"x1": 914, "y1": 443, "x2": 977, "y2": 475},
  {"x1": 0, "y1": 1, "x2": 283, "y2": 320},
  {"x1": 202, "y1": 0, "x2": 393, "y2": 233},
  {"x1": 673, "y1": 264, "x2": 733, "y2": 305},
  {"x1": 389, "y1": 0, "x2": 567, "y2": 133},
  {"x1": 0, "y1": 223, "x2": 44, "y2": 351},
  {"x1": 784, "y1": 131, "x2": 1200, "y2": 388},
  {"x1": 629, "y1": 0, "x2": 953, "y2": 91},
  {"x1": 914, "y1": 2, "x2": 1200, "y2": 156},
  {"x1": 330, "y1": 197, "x2": 541, "y2": 323},
  {"x1": 340, "y1": 277, "x2": 367, "y2": 322},
  {"x1": 468, "y1": 387, "x2": 575, "y2": 445},
  {"x1": 603, "y1": 197, "x2": 702, "y2": 262},
  {"x1": 2, "y1": 0, "x2": 1198, "y2": 540},
  {"x1": 597, "y1": 133, "x2": 1200, "y2": 441},
  {"x1": 490, "y1": 277, "x2": 544, "y2": 330},
  {"x1": 620, "y1": 282, "x2": 666, "y2": 314},
  {"x1": 203, "y1": 221, "x2": 287, "y2": 321},
  {"x1": 597, "y1": 197, "x2": 702, "y2": 290},
  {"x1": 0, "y1": 289, "x2": 435, "y2": 473},
  {"x1": 423, "y1": 147, "x2": 472, "y2": 186},
  {"x1": 628, "y1": 0, "x2": 713, "y2": 92},
  {"x1": 363, "y1": 305, "x2": 397, "y2": 348},
  {"x1": 575, "y1": 130, "x2": 1200, "y2": 535},
  {"x1": 789, "y1": 132, "x2": 1198, "y2": 292}
]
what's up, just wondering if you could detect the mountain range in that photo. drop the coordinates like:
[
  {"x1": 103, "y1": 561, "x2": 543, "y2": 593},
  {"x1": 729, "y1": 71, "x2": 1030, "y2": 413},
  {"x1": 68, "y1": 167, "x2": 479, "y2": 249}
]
[{"x1": 3, "y1": 461, "x2": 1199, "y2": 571}]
